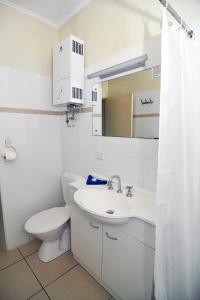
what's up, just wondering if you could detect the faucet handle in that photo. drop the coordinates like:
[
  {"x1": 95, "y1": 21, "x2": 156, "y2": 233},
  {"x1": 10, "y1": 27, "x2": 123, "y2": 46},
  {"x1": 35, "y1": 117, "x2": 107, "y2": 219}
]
[
  {"x1": 107, "y1": 179, "x2": 113, "y2": 190},
  {"x1": 125, "y1": 185, "x2": 133, "y2": 197}
]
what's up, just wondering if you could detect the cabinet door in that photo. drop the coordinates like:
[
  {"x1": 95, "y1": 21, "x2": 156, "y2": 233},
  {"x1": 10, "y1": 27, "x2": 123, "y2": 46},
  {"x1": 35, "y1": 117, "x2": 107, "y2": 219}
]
[
  {"x1": 70, "y1": 205, "x2": 102, "y2": 278},
  {"x1": 102, "y1": 225, "x2": 154, "y2": 300}
]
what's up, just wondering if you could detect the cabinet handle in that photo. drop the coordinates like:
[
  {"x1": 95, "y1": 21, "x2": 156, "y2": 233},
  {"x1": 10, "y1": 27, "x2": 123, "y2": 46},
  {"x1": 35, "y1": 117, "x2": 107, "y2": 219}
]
[
  {"x1": 106, "y1": 232, "x2": 118, "y2": 241},
  {"x1": 89, "y1": 221, "x2": 99, "y2": 229}
]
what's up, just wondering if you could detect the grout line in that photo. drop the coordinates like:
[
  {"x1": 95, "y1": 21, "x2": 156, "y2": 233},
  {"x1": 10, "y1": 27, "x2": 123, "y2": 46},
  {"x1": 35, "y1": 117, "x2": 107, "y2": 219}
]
[
  {"x1": 0, "y1": 257, "x2": 24, "y2": 272},
  {"x1": 17, "y1": 247, "x2": 78, "y2": 299},
  {"x1": 26, "y1": 289, "x2": 43, "y2": 300},
  {"x1": 42, "y1": 289, "x2": 52, "y2": 300},
  {"x1": 25, "y1": 251, "x2": 38, "y2": 258},
  {"x1": 17, "y1": 247, "x2": 39, "y2": 259},
  {"x1": 73, "y1": 257, "x2": 113, "y2": 299},
  {"x1": 18, "y1": 248, "x2": 51, "y2": 300},
  {"x1": 24, "y1": 250, "x2": 79, "y2": 289},
  {"x1": 44, "y1": 263, "x2": 79, "y2": 288},
  {"x1": 17, "y1": 247, "x2": 25, "y2": 258},
  {"x1": 21, "y1": 249, "x2": 79, "y2": 298}
]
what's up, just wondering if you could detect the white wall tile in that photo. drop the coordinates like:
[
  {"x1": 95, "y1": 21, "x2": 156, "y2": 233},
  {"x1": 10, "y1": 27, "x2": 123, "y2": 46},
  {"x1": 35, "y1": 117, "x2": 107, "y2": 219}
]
[
  {"x1": 61, "y1": 113, "x2": 158, "y2": 192},
  {"x1": 0, "y1": 113, "x2": 63, "y2": 249},
  {"x1": 143, "y1": 159, "x2": 158, "y2": 192},
  {"x1": 0, "y1": 41, "x2": 159, "y2": 250},
  {"x1": 0, "y1": 65, "x2": 61, "y2": 111}
]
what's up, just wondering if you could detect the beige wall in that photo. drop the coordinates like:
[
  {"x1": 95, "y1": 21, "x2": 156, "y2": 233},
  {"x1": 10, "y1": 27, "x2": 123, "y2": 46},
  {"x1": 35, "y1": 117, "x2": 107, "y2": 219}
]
[
  {"x1": 0, "y1": 3, "x2": 58, "y2": 76},
  {"x1": 58, "y1": 0, "x2": 200, "y2": 68},
  {"x1": 106, "y1": 68, "x2": 160, "y2": 98},
  {"x1": 1, "y1": 0, "x2": 199, "y2": 75},
  {"x1": 58, "y1": 0, "x2": 161, "y2": 67}
]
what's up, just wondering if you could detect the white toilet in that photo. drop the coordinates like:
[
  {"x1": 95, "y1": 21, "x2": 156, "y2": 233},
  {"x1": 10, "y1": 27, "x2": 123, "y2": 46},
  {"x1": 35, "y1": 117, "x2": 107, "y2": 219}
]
[{"x1": 24, "y1": 172, "x2": 84, "y2": 262}]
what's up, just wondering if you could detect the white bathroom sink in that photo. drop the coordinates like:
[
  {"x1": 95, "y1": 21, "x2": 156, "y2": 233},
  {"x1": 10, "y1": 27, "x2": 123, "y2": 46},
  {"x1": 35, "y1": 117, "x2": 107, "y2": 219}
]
[{"x1": 74, "y1": 187, "x2": 156, "y2": 225}]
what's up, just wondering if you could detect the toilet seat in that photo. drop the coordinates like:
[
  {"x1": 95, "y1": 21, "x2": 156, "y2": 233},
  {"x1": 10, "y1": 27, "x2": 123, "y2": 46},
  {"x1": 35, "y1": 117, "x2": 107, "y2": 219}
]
[{"x1": 25, "y1": 206, "x2": 70, "y2": 235}]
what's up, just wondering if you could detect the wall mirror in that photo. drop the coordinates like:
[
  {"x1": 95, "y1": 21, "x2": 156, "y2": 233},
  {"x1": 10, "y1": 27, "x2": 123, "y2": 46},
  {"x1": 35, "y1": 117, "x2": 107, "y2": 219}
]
[{"x1": 92, "y1": 66, "x2": 160, "y2": 139}]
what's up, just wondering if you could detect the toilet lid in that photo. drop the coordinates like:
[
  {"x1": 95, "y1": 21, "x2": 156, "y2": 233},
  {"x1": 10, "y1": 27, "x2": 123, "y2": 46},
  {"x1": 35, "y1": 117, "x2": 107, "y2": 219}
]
[{"x1": 24, "y1": 206, "x2": 70, "y2": 234}]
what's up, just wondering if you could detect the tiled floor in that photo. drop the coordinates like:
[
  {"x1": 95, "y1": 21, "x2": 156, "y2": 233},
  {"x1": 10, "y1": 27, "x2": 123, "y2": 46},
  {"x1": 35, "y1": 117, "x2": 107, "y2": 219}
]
[{"x1": 0, "y1": 239, "x2": 113, "y2": 300}]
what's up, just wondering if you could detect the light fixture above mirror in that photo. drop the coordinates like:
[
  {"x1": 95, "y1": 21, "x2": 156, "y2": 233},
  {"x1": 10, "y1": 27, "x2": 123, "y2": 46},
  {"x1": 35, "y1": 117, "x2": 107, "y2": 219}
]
[{"x1": 87, "y1": 55, "x2": 148, "y2": 79}]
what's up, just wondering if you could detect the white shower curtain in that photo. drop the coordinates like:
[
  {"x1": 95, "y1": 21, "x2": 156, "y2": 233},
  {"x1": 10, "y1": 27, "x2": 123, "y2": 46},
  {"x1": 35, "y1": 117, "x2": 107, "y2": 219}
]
[{"x1": 155, "y1": 11, "x2": 200, "y2": 300}]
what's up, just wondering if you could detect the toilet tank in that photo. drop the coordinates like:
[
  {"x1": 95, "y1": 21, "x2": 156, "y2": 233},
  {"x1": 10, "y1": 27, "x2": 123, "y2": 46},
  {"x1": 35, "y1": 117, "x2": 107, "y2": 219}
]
[{"x1": 62, "y1": 172, "x2": 85, "y2": 204}]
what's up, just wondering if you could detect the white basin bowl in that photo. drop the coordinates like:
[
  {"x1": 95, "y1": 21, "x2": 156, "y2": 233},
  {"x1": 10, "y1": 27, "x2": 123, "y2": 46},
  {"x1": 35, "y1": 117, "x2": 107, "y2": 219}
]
[
  {"x1": 74, "y1": 186, "x2": 156, "y2": 225},
  {"x1": 74, "y1": 187, "x2": 132, "y2": 224}
]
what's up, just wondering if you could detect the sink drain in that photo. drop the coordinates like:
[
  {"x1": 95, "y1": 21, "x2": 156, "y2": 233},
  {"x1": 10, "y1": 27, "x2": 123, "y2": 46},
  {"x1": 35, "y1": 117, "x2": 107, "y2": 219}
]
[{"x1": 106, "y1": 209, "x2": 114, "y2": 214}]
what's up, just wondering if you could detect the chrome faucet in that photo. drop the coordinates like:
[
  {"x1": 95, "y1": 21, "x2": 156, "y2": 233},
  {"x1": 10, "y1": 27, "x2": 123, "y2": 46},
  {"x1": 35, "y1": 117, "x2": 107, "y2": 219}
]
[{"x1": 107, "y1": 175, "x2": 122, "y2": 193}]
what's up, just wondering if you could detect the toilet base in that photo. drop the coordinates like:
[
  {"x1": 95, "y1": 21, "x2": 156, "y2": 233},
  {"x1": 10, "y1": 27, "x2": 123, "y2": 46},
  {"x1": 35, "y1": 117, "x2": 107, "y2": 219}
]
[{"x1": 38, "y1": 236, "x2": 70, "y2": 262}]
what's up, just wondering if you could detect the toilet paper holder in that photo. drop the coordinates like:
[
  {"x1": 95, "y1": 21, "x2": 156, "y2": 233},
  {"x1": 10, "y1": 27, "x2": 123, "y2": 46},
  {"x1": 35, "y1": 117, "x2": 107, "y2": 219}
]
[{"x1": 1, "y1": 137, "x2": 17, "y2": 161}]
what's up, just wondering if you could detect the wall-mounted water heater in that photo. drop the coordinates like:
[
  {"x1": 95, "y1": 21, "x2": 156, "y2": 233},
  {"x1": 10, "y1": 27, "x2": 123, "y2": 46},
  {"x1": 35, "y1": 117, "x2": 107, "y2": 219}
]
[{"x1": 53, "y1": 35, "x2": 84, "y2": 106}]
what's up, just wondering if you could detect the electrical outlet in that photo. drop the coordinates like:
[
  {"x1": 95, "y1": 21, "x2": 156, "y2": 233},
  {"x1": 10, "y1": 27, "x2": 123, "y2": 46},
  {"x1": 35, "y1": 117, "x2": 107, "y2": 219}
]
[{"x1": 95, "y1": 152, "x2": 104, "y2": 160}]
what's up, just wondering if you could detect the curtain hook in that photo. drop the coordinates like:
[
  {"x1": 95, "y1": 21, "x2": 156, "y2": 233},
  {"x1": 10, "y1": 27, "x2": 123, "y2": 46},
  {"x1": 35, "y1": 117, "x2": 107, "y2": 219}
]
[
  {"x1": 179, "y1": 18, "x2": 183, "y2": 31},
  {"x1": 165, "y1": 1, "x2": 168, "y2": 9}
]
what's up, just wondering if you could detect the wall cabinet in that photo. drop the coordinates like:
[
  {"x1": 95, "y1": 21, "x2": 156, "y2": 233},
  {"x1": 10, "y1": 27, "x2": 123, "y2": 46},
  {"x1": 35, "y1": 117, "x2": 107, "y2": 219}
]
[{"x1": 70, "y1": 204, "x2": 155, "y2": 300}]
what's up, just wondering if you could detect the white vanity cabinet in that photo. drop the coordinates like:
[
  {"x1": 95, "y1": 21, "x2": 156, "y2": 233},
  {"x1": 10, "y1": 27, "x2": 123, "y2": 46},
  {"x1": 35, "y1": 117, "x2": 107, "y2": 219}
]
[
  {"x1": 102, "y1": 225, "x2": 154, "y2": 300},
  {"x1": 70, "y1": 204, "x2": 155, "y2": 300},
  {"x1": 70, "y1": 204, "x2": 102, "y2": 279}
]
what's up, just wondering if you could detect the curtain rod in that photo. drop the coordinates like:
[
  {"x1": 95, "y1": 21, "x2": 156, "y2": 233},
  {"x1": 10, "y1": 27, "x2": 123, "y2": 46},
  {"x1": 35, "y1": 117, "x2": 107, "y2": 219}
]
[{"x1": 158, "y1": 0, "x2": 194, "y2": 38}]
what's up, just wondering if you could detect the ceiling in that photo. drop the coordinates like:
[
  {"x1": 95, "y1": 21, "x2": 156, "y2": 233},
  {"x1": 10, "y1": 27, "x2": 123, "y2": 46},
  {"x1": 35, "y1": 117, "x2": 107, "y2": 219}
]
[
  {"x1": 1, "y1": 0, "x2": 200, "y2": 29},
  {"x1": 120, "y1": 0, "x2": 200, "y2": 24},
  {"x1": 0, "y1": 0, "x2": 91, "y2": 27}
]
